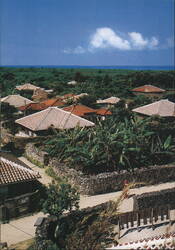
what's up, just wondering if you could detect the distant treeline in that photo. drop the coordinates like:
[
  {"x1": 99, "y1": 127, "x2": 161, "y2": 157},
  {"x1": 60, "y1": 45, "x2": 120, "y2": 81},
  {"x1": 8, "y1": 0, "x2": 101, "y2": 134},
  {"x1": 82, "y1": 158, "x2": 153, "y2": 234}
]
[{"x1": 0, "y1": 67, "x2": 175, "y2": 99}]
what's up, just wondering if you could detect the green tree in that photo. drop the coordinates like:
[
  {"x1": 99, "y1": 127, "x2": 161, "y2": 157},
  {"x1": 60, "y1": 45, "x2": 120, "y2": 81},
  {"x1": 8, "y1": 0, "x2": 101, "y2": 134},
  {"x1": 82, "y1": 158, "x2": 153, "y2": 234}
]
[
  {"x1": 78, "y1": 95, "x2": 97, "y2": 108},
  {"x1": 42, "y1": 183, "x2": 79, "y2": 218},
  {"x1": 0, "y1": 102, "x2": 18, "y2": 120}
]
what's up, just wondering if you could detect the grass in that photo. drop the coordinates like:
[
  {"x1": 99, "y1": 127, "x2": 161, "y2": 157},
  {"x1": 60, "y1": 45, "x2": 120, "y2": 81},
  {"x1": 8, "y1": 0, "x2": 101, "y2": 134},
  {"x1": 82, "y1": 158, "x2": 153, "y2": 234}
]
[
  {"x1": 24, "y1": 154, "x2": 45, "y2": 168},
  {"x1": 45, "y1": 166, "x2": 64, "y2": 183},
  {"x1": 9, "y1": 238, "x2": 35, "y2": 250}
]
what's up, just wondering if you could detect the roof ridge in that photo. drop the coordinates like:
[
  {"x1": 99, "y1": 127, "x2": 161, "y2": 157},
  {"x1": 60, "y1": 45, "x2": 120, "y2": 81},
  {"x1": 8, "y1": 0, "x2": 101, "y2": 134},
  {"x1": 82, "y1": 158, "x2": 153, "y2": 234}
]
[
  {"x1": 60, "y1": 106, "x2": 95, "y2": 128},
  {"x1": 35, "y1": 107, "x2": 54, "y2": 130}
]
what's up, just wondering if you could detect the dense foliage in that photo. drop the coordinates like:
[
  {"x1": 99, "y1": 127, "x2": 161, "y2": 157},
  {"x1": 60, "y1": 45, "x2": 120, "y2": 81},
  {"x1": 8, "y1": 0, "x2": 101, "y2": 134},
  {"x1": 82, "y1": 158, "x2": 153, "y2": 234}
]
[
  {"x1": 1, "y1": 67, "x2": 174, "y2": 100},
  {"x1": 42, "y1": 183, "x2": 79, "y2": 217},
  {"x1": 44, "y1": 115, "x2": 175, "y2": 174},
  {"x1": 1, "y1": 67, "x2": 175, "y2": 173}
]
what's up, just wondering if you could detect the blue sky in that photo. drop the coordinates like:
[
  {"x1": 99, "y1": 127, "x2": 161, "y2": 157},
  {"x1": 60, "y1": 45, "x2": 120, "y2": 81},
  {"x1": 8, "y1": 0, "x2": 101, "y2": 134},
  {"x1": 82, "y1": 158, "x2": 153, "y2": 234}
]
[{"x1": 1, "y1": 0, "x2": 174, "y2": 66}]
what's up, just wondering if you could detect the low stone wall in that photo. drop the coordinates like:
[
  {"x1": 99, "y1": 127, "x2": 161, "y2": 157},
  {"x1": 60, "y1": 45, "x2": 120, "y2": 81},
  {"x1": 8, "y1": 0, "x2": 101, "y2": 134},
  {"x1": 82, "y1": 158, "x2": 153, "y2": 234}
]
[
  {"x1": 25, "y1": 143, "x2": 49, "y2": 165},
  {"x1": 25, "y1": 143, "x2": 175, "y2": 195},
  {"x1": 35, "y1": 217, "x2": 55, "y2": 250},
  {"x1": 50, "y1": 158, "x2": 175, "y2": 195},
  {"x1": 133, "y1": 188, "x2": 175, "y2": 210}
]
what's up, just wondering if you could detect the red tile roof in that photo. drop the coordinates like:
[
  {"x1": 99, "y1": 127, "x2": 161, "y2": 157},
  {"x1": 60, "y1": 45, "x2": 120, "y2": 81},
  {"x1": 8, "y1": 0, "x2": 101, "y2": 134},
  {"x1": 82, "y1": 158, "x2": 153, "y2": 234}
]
[
  {"x1": 95, "y1": 108, "x2": 112, "y2": 115},
  {"x1": 63, "y1": 104, "x2": 96, "y2": 116},
  {"x1": 18, "y1": 98, "x2": 66, "y2": 111},
  {"x1": 41, "y1": 98, "x2": 65, "y2": 107},
  {"x1": 18, "y1": 103, "x2": 47, "y2": 111},
  {"x1": 0, "y1": 154, "x2": 41, "y2": 185},
  {"x1": 63, "y1": 105, "x2": 112, "y2": 117},
  {"x1": 132, "y1": 85, "x2": 165, "y2": 93}
]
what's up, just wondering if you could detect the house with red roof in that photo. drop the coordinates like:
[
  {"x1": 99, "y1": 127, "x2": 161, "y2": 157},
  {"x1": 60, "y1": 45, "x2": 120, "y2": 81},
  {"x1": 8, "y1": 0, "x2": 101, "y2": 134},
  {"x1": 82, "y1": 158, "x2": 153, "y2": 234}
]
[
  {"x1": 63, "y1": 104, "x2": 112, "y2": 121},
  {"x1": 131, "y1": 84, "x2": 166, "y2": 98},
  {"x1": 63, "y1": 104, "x2": 96, "y2": 117},
  {"x1": 41, "y1": 98, "x2": 66, "y2": 107},
  {"x1": 18, "y1": 98, "x2": 66, "y2": 115}
]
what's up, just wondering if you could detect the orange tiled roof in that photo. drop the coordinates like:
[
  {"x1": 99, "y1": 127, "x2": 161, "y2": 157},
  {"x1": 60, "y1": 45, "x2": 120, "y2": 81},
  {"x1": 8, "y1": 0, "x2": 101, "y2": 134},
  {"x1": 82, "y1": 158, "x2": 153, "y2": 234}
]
[
  {"x1": 132, "y1": 85, "x2": 165, "y2": 93},
  {"x1": 41, "y1": 98, "x2": 65, "y2": 107},
  {"x1": 95, "y1": 108, "x2": 112, "y2": 115},
  {"x1": 0, "y1": 154, "x2": 41, "y2": 185},
  {"x1": 63, "y1": 104, "x2": 96, "y2": 116},
  {"x1": 18, "y1": 103, "x2": 47, "y2": 111},
  {"x1": 63, "y1": 105, "x2": 112, "y2": 117}
]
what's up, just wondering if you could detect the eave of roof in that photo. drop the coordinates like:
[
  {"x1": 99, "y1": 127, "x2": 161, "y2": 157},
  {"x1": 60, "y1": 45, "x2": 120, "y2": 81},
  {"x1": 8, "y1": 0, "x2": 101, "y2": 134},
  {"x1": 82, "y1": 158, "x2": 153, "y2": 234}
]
[
  {"x1": 132, "y1": 99, "x2": 175, "y2": 117},
  {"x1": 0, "y1": 155, "x2": 41, "y2": 185}
]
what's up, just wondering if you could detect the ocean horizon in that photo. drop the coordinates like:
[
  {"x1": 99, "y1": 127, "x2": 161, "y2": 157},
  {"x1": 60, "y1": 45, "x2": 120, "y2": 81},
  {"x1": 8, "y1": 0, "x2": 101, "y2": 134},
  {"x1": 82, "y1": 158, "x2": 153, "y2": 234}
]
[{"x1": 1, "y1": 65, "x2": 174, "y2": 70}]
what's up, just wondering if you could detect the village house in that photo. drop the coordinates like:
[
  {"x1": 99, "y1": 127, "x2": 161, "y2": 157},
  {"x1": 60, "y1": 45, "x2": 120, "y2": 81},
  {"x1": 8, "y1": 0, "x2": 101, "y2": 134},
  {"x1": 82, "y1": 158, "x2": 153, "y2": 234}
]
[
  {"x1": 15, "y1": 107, "x2": 95, "y2": 137},
  {"x1": 0, "y1": 152, "x2": 41, "y2": 220},
  {"x1": 63, "y1": 104, "x2": 96, "y2": 118},
  {"x1": 18, "y1": 102, "x2": 48, "y2": 113},
  {"x1": 96, "y1": 96, "x2": 121, "y2": 108},
  {"x1": 67, "y1": 80, "x2": 77, "y2": 85},
  {"x1": 132, "y1": 99, "x2": 175, "y2": 118},
  {"x1": 63, "y1": 104, "x2": 112, "y2": 121},
  {"x1": 61, "y1": 93, "x2": 89, "y2": 103},
  {"x1": 18, "y1": 98, "x2": 66, "y2": 115},
  {"x1": 131, "y1": 84, "x2": 166, "y2": 98},
  {"x1": 1, "y1": 95, "x2": 33, "y2": 108},
  {"x1": 41, "y1": 98, "x2": 66, "y2": 107},
  {"x1": 16, "y1": 83, "x2": 40, "y2": 91},
  {"x1": 32, "y1": 88, "x2": 49, "y2": 102},
  {"x1": 16, "y1": 83, "x2": 53, "y2": 101},
  {"x1": 74, "y1": 93, "x2": 89, "y2": 100}
]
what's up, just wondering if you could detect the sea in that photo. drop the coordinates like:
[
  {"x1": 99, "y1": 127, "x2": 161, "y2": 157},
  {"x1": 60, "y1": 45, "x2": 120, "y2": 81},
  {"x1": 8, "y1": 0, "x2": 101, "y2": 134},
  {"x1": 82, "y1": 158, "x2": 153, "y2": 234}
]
[{"x1": 1, "y1": 65, "x2": 174, "y2": 70}]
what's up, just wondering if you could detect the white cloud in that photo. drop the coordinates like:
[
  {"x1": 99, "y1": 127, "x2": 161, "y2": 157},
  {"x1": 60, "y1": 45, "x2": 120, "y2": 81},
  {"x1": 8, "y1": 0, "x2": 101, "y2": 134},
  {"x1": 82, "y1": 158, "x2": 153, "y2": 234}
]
[
  {"x1": 63, "y1": 27, "x2": 160, "y2": 54},
  {"x1": 63, "y1": 46, "x2": 85, "y2": 54},
  {"x1": 63, "y1": 48, "x2": 72, "y2": 54},
  {"x1": 149, "y1": 37, "x2": 159, "y2": 48},
  {"x1": 129, "y1": 32, "x2": 159, "y2": 49},
  {"x1": 74, "y1": 46, "x2": 86, "y2": 54},
  {"x1": 128, "y1": 32, "x2": 148, "y2": 49},
  {"x1": 89, "y1": 27, "x2": 131, "y2": 50}
]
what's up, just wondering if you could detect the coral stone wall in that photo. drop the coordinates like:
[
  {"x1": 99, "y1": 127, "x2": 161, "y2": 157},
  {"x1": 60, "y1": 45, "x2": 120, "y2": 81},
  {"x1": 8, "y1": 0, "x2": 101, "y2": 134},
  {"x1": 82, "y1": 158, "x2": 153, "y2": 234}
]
[
  {"x1": 25, "y1": 143, "x2": 175, "y2": 195},
  {"x1": 25, "y1": 143, "x2": 49, "y2": 165},
  {"x1": 50, "y1": 159, "x2": 175, "y2": 195},
  {"x1": 133, "y1": 188, "x2": 175, "y2": 210}
]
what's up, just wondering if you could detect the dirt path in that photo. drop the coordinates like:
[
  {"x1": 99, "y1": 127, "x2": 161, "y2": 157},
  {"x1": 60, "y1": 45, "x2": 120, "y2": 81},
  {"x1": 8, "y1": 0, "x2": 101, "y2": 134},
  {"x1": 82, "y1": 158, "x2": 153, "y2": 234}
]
[
  {"x1": 19, "y1": 156, "x2": 52, "y2": 186},
  {"x1": 1, "y1": 212, "x2": 44, "y2": 246}
]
